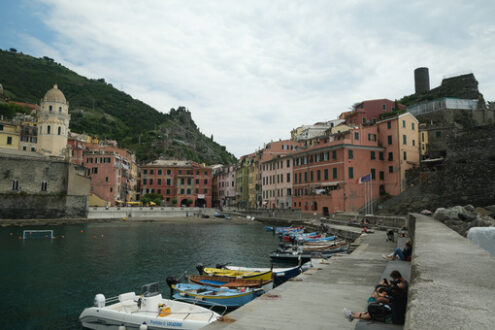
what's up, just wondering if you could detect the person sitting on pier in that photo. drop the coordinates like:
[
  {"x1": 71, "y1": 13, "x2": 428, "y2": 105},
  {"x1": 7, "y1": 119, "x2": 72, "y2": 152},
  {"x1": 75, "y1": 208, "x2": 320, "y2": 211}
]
[
  {"x1": 378, "y1": 270, "x2": 409, "y2": 325},
  {"x1": 343, "y1": 287, "x2": 392, "y2": 323},
  {"x1": 383, "y1": 240, "x2": 413, "y2": 261}
]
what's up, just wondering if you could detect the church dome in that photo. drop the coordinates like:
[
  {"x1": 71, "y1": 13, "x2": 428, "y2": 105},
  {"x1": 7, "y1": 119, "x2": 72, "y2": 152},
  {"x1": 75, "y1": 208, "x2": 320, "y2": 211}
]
[{"x1": 43, "y1": 84, "x2": 67, "y2": 104}]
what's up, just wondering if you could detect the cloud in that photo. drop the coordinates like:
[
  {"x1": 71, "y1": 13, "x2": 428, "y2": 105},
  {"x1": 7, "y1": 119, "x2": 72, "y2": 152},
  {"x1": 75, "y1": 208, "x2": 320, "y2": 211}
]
[{"x1": 17, "y1": 0, "x2": 495, "y2": 157}]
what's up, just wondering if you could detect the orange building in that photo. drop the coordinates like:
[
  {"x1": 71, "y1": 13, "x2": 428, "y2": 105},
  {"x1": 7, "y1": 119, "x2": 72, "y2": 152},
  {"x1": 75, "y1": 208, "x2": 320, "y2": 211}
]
[
  {"x1": 140, "y1": 160, "x2": 212, "y2": 207},
  {"x1": 291, "y1": 112, "x2": 419, "y2": 215}
]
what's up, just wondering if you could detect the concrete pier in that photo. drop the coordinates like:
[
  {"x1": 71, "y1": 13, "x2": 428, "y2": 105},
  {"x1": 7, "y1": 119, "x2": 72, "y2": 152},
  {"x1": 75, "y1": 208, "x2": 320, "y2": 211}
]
[{"x1": 207, "y1": 230, "x2": 396, "y2": 329}]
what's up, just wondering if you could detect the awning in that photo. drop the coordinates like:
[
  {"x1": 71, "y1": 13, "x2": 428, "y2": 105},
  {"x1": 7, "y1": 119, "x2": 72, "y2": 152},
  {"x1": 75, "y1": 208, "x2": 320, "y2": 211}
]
[{"x1": 319, "y1": 181, "x2": 341, "y2": 187}]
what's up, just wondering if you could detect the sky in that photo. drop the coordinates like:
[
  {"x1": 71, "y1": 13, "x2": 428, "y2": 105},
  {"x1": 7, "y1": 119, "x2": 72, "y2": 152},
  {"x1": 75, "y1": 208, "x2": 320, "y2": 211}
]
[{"x1": 1, "y1": 0, "x2": 494, "y2": 157}]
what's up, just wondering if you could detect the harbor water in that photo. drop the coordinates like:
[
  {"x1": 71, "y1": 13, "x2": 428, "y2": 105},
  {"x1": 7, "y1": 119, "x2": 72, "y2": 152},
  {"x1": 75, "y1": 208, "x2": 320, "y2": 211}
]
[{"x1": 0, "y1": 220, "x2": 280, "y2": 329}]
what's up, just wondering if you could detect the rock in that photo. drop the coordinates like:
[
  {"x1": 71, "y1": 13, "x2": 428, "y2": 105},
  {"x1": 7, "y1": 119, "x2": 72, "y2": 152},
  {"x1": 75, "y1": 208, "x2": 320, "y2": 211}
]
[
  {"x1": 464, "y1": 204, "x2": 475, "y2": 212},
  {"x1": 434, "y1": 207, "x2": 466, "y2": 221},
  {"x1": 458, "y1": 212, "x2": 477, "y2": 222},
  {"x1": 474, "y1": 207, "x2": 492, "y2": 216}
]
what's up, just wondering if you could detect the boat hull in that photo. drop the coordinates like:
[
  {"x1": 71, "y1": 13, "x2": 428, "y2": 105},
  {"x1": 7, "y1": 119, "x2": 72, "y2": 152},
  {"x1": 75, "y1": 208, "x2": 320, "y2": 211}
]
[{"x1": 172, "y1": 283, "x2": 260, "y2": 308}]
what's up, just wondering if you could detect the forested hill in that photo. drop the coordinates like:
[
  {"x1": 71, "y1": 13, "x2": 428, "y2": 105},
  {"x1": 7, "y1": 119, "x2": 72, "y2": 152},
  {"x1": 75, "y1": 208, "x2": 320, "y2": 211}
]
[{"x1": 0, "y1": 49, "x2": 236, "y2": 164}]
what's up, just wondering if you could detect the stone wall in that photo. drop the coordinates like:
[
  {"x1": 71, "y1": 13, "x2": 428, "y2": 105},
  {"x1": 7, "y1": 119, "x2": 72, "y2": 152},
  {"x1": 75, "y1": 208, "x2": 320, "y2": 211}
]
[
  {"x1": 0, "y1": 194, "x2": 87, "y2": 219},
  {"x1": 0, "y1": 151, "x2": 89, "y2": 219},
  {"x1": 378, "y1": 125, "x2": 495, "y2": 214}
]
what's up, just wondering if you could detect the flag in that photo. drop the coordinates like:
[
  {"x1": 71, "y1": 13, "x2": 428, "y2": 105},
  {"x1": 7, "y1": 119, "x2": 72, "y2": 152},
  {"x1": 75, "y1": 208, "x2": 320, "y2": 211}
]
[{"x1": 358, "y1": 174, "x2": 371, "y2": 184}]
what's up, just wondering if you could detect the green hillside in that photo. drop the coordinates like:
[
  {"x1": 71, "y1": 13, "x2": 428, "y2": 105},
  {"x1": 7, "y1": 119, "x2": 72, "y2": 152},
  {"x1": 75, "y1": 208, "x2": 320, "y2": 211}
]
[{"x1": 0, "y1": 49, "x2": 236, "y2": 165}]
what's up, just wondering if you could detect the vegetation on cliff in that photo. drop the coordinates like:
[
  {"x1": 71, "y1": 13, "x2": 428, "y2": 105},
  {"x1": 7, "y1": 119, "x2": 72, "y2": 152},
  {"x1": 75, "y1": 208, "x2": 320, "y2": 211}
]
[{"x1": 0, "y1": 49, "x2": 236, "y2": 164}]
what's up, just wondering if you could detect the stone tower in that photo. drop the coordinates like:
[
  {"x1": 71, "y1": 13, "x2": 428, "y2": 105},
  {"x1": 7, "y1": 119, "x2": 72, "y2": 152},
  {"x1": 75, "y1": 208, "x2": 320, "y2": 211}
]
[{"x1": 37, "y1": 84, "x2": 71, "y2": 157}]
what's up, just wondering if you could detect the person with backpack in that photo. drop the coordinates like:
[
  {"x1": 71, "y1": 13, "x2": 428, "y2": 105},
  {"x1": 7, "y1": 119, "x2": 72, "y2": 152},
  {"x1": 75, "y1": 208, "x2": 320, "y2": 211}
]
[
  {"x1": 383, "y1": 240, "x2": 413, "y2": 261},
  {"x1": 343, "y1": 287, "x2": 392, "y2": 323}
]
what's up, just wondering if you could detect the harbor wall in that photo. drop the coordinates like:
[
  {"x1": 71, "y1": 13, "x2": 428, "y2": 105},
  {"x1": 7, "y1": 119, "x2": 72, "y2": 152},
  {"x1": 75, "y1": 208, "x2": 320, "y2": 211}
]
[
  {"x1": 87, "y1": 206, "x2": 213, "y2": 219},
  {"x1": 0, "y1": 194, "x2": 88, "y2": 219},
  {"x1": 405, "y1": 213, "x2": 495, "y2": 329}
]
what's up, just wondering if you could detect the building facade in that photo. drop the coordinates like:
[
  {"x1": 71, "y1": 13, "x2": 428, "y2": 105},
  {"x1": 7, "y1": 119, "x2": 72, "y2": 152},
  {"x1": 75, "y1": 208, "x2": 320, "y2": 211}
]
[
  {"x1": 140, "y1": 160, "x2": 213, "y2": 207},
  {"x1": 261, "y1": 155, "x2": 293, "y2": 209},
  {"x1": 291, "y1": 113, "x2": 419, "y2": 215},
  {"x1": 216, "y1": 165, "x2": 236, "y2": 207}
]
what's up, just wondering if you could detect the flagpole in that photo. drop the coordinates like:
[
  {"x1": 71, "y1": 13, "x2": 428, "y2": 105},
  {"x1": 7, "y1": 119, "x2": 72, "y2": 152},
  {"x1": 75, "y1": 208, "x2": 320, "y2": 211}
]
[{"x1": 370, "y1": 176, "x2": 373, "y2": 215}]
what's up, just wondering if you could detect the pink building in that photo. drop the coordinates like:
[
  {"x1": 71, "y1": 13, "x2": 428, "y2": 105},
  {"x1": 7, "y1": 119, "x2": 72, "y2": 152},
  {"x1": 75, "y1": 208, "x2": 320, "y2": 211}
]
[
  {"x1": 292, "y1": 112, "x2": 419, "y2": 215},
  {"x1": 216, "y1": 165, "x2": 236, "y2": 207},
  {"x1": 261, "y1": 155, "x2": 293, "y2": 209},
  {"x1": 342, "y1": 99, "x2": 406, "y2": 126}
]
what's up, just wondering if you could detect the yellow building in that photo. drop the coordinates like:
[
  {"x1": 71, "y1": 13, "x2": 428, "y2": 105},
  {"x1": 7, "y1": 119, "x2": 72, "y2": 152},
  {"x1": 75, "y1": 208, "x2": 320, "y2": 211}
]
[
  {"x1": 0, "y1": 121, "x2": 20, "y2": 149},
  {"x1": 235, "y1": 154, "x2": 256, "y2": 208}
]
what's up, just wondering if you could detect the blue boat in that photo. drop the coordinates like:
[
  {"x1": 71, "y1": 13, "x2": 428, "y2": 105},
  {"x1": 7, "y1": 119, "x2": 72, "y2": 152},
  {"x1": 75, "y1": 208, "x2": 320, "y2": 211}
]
[
  {"x1": 171, "y1": 283, "x2": 262, "y2": 307},
  {"x1": 297, "y1": 235, "x2": 336, "y2": 242}
]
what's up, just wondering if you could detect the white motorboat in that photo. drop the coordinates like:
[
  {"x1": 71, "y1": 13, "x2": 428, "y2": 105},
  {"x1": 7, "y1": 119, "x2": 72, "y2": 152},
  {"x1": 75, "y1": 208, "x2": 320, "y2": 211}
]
[{"x1": 79, "y1": 282, "x2": 221, "y2": 329}]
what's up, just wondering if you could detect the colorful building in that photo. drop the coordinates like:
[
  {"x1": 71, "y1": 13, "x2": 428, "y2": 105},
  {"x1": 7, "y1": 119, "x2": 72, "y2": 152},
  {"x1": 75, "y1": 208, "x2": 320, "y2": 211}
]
[
  {"x1": 67, "y1": 136, "x2": 137, "y2": 205},
  {"x1": 291, "y1": 112, "x2": 419, "y2": 215},
  {"x1": 342, "y1": 99, "x2": 406, "y2": 126},
  {"x1": 216, "y1": 165, "x2": 236, "y2": 207},
  {"x1": 0, "y1": 120, "x2": 20, "y2": 150},
  {"x1": 140, "y1": 160, "x2": 213, "y2": 207},
  {"x1": 261, "y1": 155, "x2": 293, "y2": 209},
  {"x1": 235, "y1": 154, "x2": 255, "y2": 208}
]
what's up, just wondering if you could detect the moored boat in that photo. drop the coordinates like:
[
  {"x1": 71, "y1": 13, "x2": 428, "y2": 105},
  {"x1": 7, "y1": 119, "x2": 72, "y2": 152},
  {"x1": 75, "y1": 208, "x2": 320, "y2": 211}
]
[
  {"x1": 269, "y1": 244, "x2": 349, "y2": 263},
  {"x1": 79, "y1": 282, "x2": 220, "y2": 329},
  {"x1": 222, "y1": 264, "x2": 304, "y2": 285},
  {"x1": 196, "y1": 264, "x2": 273, "y2": 281},
  {"x1": 187, "y1": 274, "x2": 273, "y2": 292},
  {"x1": 170, "y1": 283, "x2": 262, "y2": 308}
]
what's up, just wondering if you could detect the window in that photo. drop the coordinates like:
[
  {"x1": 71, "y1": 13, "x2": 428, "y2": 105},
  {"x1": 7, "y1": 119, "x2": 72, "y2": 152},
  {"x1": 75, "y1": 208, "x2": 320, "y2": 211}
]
[
  {"x1": 196, "y1": 179, "x2": 199, "y2": 184},
  {"x1": 379, "y1": 152, "x2": 384, "y2": 160},
  {"x1": 187, "y1": 189, "x2": 191, "y2": 194},
  {"x1": 310, "y1": 171, "x2": 314, "y2": 182},
  {"x1": 31, "y1": 147, "x2": 35, "y2": 152},
  {"x1": 158, "y1": 170, "x2": 162, "y2": 175},
  {"x1": 181, "y1": 178, "x2": 185, "y2": 185},
  {"x1": 149, "y1": 179, "x2": 153, "y2": 185},
  {"x1": 388, "y1": 135, "x2": 392, "y2": 145},
  {"x1": 332, "y1": 151, "x2": 336, "y2": 160},
  {"x1": 111, "y1": 187, "x2": 114, "y2": 192},
  {"x1": 22, "y1": 146, "x2": 26, "y2": 151},
  {"x1": 143, "y1": 178, "x2": 147, "y2": 185},
  {"x1": 404, "y1": 152, "x2": 407, "y2": 160},
  {"x1": 411, "y1": 123, "x2": 415, "y2": 130},
  {"x1": 422, "y1": 132, "x2": 425, "y2": 141},
  {"x1": 388, "y1": 152, "x2": 393, "y2": 161},
  {"x1": 287, "y1": 188, "x2": 291, "y2": 196},
  {"x1": 382, "y1": 104, "x2": 387, "y2": 110},
  {"x1": 402, "y1": 120, "x2": 406, "y2": 128},
  {"x1": 389, "y1": 166, "x2": 393, "y2": 173},
  {"x1": 180, "y1": 189, "x2": 184, "y2": 194},
  {"x1": 294, "y1": 174, "x2": 297, "y2": 183},
  {"x1": 166, "y1": 189, "x2": 171, "y2": 194},
  {"x1": 12, "y1": 179, "x2": 19, "y2": 191},
  {"x1": 158, "y1": 179, "x2": 162, "y2": 185},
  {"x1": 41, "y1": 181, "x2": 47, "y2": 191},
  {"x1": 317, "y1": 170, "x2": 321, "y2": 181},
  {"x1": 379, "y1": 171, "x2": 384, "y2": 180},
  {"x1": 150, "y1": 169, "x2": 154, "y2": 175},
  {"x1": 92, "y1": 167, "x2": 98, "y2": 174},
  {"x1": 403, "y1": 135, "x2": 407, "y2": 145},
  {"x1": 287, "y1": 159, "x2": 290, "y2": 168},
  {"x1": 204, "y1": 179, "x2": 208, "y2": 184},
  {"x1": 348, "y1": 150, "x2": 353, "y2": 159},
  {"x1": 333, "y1": 168, "x2": 337, "y2": 179},
  {"x1": 412, "y1": 140, "x2": 416, "y2": 146},
  {"x1": 187, "y1": 178, "x2": 192, "y2": 185},
  {"x1": 47, "y1": 125, "x2": 51, "y2": 134},
  {"x1": 354, "y1": 132, "x2": 359, "y2": 140},
  {"x1": 7, "y1": 136, "x2": 12, "y2": 145},
  {"x1": 167, "y1": 170, "x2": 171, "y2": 175},
  {"x1": 143, "y1": 169, "x2": 148, "y2": 174},
  {"x1": 387, "y1": 121, "x2": 391, "y2": 129},
  {"x1": 0, "y1": 124, "x2": 3, "y2": 130},
  {"x1": 166, "y1": 179, "x2": 171, "y2": 185},
  {"x1": 157, "y1": 189, "x2": 161, "y2": 194},
  {"x1": 204, "y1": 189, "x2": 208, "y2": 193},
  {"x1": 304, "y1": 172, "x2": 308, "y2": 182},
  {"x1": 287, "y1": 173, "x2": 291, "y2": 183},
  {"x1": 368, "y1": 134, "x2": 377, "y2": 141},
  {"x1": 362, "y1": 117, "x2": 367, "y2": 124},
  {"x1": 371, "y1": 151, "x2": 375, "y2": 160},
  {"x1": 178, "y1": 170, "x2": 182, "y2": 174},
  {"x1": 348, "y1": 167, "x2": 354, "y2": 179},
  {"x1": 371, "y1": 169, "x2": 376, "y2": 180},
  {"x1": 58, "y1": 126, "x2": 61, "y2": 135},
  {"x1": 49, "y1": 105, "x2": 52, "y2": 112},
  {"x1": 436, "y1": 131, "x2": 442, "y2": 138},
  {"x1": 105, "y1": 176, "x2": 109, "y2": 182}
]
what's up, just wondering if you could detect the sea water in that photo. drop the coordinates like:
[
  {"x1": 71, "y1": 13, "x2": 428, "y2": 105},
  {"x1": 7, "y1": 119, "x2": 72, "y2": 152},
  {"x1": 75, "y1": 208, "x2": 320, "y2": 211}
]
[{"x1": 0, "y1": 221, "x2": 280, "y2": 329}]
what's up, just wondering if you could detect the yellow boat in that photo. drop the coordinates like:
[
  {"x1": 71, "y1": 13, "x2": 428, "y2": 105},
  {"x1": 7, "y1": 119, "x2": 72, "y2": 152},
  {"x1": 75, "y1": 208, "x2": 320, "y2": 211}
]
[{"x1": 199, "y1": 266, "x2": 272, "y2": 281}]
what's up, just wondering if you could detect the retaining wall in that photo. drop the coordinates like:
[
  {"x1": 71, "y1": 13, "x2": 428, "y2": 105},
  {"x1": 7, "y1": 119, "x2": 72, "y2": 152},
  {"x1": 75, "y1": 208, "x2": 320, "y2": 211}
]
[{"x1": 87, "y1": 207, "x2": 212, "y2": 219}]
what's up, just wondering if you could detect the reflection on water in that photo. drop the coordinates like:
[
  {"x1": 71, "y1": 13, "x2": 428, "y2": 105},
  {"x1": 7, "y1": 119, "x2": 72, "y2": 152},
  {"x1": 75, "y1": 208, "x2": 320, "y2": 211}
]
[{"x1": 0, "y1": 221, "x2": 279, "y2": 329}]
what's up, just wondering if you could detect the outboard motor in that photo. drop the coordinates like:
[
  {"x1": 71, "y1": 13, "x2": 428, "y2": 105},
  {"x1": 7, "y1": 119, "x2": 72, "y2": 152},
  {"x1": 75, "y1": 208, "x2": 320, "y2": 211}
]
[
  {"x1": 215, "y1": 262, "x2": 229, "y2": 269},
  {"x1": 166, "y1": 276, "x2": 179, "y2": 289},
  {"x1": 196, "y1": 263, "x2": 205, "y2": 275},
  {"x1": 94, "y1": 294, "x2": 106, "y2": 308}
]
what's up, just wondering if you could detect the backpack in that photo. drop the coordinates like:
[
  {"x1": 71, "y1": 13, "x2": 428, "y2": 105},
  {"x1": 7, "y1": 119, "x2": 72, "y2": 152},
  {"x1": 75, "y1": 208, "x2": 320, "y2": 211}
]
[{"x1": 367, "y1": 302, "x2": 392, "y2": 321}]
